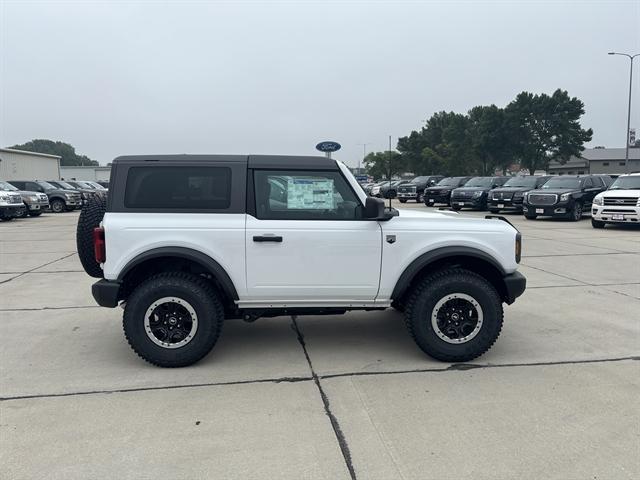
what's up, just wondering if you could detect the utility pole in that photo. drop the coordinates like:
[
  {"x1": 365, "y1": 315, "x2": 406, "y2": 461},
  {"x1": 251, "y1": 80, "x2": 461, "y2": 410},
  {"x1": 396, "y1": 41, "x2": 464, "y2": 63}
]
[
  {"x1": 608, "y1": 52, "x2": 639, "y2": 172},
  {"x1": 356, "y1": 143, "x2": 370, "y2": 174},
  {"x1": 388, "y1": 135, "x2": 393, "y2": 210}
]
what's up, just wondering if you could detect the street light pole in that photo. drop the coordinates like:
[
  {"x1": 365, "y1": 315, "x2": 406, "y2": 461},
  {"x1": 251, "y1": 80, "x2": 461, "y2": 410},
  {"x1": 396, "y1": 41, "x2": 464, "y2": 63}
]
[
  {"x1": 609, "y1": 52, "x2": 639, "y2": 173},
  {"x1": 356, "y1": 143, "x2": 370, "y2": 174}
]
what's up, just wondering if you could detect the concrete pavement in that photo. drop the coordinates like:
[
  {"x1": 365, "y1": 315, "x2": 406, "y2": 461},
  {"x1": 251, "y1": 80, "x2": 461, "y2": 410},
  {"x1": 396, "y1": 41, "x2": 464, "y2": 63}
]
[{"x1": 1, "y1": 205, "x2": 638, "y2": 479}]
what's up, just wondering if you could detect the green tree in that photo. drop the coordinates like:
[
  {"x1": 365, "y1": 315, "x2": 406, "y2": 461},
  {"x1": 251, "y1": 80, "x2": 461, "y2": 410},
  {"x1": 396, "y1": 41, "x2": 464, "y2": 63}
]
[
  {"x1": 10, "y1": 139, "x2": 99, "y2": 166},
  {"x1": 363, "y1": 151, "x2": 404, "y2": 180},
  {"x1": 505, "y1": 89, "x2": 592, "y2": 174},
  {"x1": 468, "y1": 105, "x2": 517, "y2": 175}
]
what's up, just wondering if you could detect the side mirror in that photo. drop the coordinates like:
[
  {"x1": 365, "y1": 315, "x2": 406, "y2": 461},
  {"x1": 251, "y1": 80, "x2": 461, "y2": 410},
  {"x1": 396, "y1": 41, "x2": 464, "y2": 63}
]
[{"x1": 364, "y1": 196, "x2": 393, "y2": 221}]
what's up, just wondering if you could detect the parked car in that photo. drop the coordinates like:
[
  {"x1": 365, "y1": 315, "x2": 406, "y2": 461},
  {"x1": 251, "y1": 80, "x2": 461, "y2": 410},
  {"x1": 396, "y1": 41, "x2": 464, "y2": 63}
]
[
  {"x1": 0, "y1": 180, "x2": 49, "y2": 217},
  {"x1": 423, "y1": 176, "x2": 473, "y2": 206},
  {"x1": 377, "y1": 180, "x2": 410, "y2": 199},
  {"x1": 450, "y1": 176, "x2": 509, "y2": 211},
  {"x1": 397, "y1": 175, "x2": 444, "y2": 203},
  {"x1": 361, "y1": 183, "x2": 376, "y2": 195},
  {"x1": 522, "y1": 175, "x2": 610, "y2": 221},
  {"x1": 47, "y1": 180, "x2": 91, "y2": 206},
  {"x1": 96, "y1": 181, "x2": 110, "y2": 188},
  {"x1": 488, "y1": 176, "x2": 551, "y2": 213},
  {"x1": 0, "y1": 183, "x2": 27, "y2": 220},
  {"x1": 65, "y1": 180, "x2": 108, "y2": 200},
  {"x1": 8, "y1": 180, "x2": 83, "y2": 213},
  {"x1": 84, "y1": 181, "x2": 109, "y2": 192},
  {"x1": 78, "y1": 154, "x2": 525, "y2": 367},
  {"x1": 591, "y1": 173, "x2": 640, "y2": 228}
]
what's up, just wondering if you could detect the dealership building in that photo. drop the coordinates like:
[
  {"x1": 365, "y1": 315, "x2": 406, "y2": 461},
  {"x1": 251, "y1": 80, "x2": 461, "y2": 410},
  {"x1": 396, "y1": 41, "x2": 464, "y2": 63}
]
[
  {"x1": 0, "y1": 148, "x2": 61, "y2": 180},
  {"x1": 60, "y1": 165, "x2": 111, "y2": 182},
  {"x1": 547, "y1": 147, "x2": 640, "y2": 175}
]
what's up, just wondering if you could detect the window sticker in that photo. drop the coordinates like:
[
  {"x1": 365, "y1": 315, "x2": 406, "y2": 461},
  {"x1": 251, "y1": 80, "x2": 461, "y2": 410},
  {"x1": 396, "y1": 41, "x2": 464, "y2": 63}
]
[{"x1": 286, "y1": 178, "x2": 335, "y2": 210}]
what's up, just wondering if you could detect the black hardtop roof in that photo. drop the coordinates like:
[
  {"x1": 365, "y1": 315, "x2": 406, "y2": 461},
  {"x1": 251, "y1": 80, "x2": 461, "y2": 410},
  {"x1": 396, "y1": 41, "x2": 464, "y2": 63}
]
[{"x1": 112, "y1": 154, "x2": 338, "y2": 170}]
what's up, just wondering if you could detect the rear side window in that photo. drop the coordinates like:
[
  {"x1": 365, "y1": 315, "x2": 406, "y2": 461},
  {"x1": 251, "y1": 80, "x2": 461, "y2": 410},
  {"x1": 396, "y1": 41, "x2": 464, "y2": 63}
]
[{"x1": 124, "y1": 166, "x2": 231, "y2": 210}]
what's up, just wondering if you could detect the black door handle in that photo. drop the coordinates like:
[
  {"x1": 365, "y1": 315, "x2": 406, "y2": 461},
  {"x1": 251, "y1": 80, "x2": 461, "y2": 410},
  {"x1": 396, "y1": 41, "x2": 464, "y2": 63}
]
[{"x1": 253, "y1": 235, "x2": 283, "y2": 243}]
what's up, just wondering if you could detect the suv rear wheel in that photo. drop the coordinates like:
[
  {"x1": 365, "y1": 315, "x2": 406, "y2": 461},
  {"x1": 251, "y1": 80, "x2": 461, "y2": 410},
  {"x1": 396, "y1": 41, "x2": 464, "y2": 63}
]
[
  {"x1": 404, "y1": 268, "x2": 503, "y2": 362},
  {"x1": 123, "y1": 272, "x2": 224, "y2": 367}
]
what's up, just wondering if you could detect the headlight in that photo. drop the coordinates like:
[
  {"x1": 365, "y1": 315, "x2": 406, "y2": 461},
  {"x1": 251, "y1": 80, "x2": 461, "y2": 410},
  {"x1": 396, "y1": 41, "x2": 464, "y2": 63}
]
[
  {"x1": 560, "y1": 193, "x2": 571, "y2": 201},
  {"x1": 473, "y1": 191, "x2": 483, "y2": 198},
  {"x1": 0, "y1": 194, "x2": 8, "y2": 201},
  {"x1": 513, "y1": 191, "x2": 524, "y2": 198},
  {"x1": 593, "y1": 196, "x2": 603, "y2": 206},
  {"x1": 28, "y1": 195, "x2": 38, "y2": 202},
  {"x1": 64, "y1": 193, "x2": 73, "y2": 199}
]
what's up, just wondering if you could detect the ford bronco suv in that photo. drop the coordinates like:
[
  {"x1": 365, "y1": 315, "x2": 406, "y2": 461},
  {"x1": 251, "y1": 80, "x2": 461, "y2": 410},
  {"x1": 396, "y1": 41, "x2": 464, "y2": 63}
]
[{"x1": 77, "y1": 155, "x2": 526, "y2": 367}]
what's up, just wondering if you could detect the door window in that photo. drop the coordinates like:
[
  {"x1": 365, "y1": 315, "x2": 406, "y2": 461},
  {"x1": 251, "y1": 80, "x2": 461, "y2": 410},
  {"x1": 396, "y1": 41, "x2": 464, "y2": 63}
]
[
  {"x1": 583, "y1": 178, "x2": 593, "y2": 188},
  {"x1": 253, "y1": 170, "x2": 362, "y2": 220}
]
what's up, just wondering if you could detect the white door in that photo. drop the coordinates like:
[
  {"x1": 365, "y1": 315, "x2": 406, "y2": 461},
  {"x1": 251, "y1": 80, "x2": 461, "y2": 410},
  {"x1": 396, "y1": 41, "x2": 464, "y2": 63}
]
[{"x1": 245, "y1": 169, "x2": 382, "y2": 303}]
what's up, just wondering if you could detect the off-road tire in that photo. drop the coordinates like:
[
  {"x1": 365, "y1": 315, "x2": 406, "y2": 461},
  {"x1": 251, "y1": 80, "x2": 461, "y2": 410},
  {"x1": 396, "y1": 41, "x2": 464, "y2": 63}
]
[
  {"x1": 123, "y1": 272, "x2": 224, "y2": 367},
  {"x1": 76, "y1": 195, "x2": 107, "y2": 278},
  {"x1": 404, "y1": 268, "x2": 503, "y2": 362},
  {"x1": 391, "y1": 300, "x2": 405, "y2": 313},
  {"x1": 591, "y1": 218, "x2": 605, "y2": 229}
]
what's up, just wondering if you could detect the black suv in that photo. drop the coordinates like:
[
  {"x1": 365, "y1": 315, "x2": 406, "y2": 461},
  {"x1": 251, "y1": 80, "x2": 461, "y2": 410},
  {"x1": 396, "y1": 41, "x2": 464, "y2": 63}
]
[
  {"x1": 523, "y1": 175, "x2": 610, "y2": 221},
  {"x1": 450, "y1": 176, "x2": 509, "y2": 211},
  {"x1": 488, "y1": 176, "x2": 551, "y2": 213},
  {"x1": 397, "y1": 175, "x2": 444, "y2": 203},
  {"x1": 424, "y1": 176, "x2": 473, "y2": 206},
  {"x1": 8, "y1": 180, "x2": 83, "y2": 213}
]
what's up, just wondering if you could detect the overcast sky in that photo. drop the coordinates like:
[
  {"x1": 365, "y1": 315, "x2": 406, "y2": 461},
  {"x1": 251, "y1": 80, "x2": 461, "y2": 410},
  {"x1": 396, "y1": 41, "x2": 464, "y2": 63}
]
[{"x1": 1, "y1": 0, "x2": 639, "y2": 167}]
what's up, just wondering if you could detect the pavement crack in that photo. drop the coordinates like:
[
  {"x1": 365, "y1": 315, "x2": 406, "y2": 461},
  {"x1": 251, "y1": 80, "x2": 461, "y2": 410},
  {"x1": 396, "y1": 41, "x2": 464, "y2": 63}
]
[
  {"x1": 319, "y1": 356, "x2": 640, "y2": 380},
  {"x1": 0, "y1": 252, "x2": 77, "y2": 284},
  {"x1": 291, "y1": 316, "x2": 357, "y2": 480},
  {"x1": 0, "y1": 375, "x2": 313, "y2": 402}
]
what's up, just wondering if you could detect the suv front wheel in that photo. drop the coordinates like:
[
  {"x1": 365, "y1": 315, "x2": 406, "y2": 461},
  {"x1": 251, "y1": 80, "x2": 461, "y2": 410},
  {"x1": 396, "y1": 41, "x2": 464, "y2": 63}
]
[
  {"x1": 404, "y1": 268, "x2": 503, "y2": 362},
  {"x1": 123, "y1": 272, "x2": 224, "y2": 367}
]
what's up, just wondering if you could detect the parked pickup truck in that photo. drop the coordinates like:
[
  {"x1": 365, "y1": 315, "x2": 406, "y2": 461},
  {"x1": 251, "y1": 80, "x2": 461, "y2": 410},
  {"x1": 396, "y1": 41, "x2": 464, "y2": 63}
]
[{"x1": 77, "y1": 155, "x2": 526, "y2": 367}]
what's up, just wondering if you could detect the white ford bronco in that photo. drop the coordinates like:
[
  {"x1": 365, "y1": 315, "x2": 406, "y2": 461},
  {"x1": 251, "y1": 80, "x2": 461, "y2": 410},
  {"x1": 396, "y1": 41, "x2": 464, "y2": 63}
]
[{"x1": 77, "y1": 155, "x2": 526, "y2": 367}]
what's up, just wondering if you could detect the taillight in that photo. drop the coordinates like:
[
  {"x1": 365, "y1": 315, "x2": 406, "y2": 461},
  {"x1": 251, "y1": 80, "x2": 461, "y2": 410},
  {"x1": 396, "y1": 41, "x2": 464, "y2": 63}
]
[{"x1": 93, "y1": 227, "x2": 106, "y2": 263}]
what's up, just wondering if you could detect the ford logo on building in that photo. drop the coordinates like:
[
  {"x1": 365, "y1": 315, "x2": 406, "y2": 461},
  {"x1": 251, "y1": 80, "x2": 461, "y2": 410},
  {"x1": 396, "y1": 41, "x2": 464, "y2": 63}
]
[{"x1": 315, "y1": 141, "x2": 341, "y2": 153}]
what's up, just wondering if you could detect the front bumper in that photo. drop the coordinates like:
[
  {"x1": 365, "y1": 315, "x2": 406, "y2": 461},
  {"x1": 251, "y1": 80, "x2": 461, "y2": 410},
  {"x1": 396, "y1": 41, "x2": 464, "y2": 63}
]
[
  {"x1": 0, "y1": 205, "x2": 26, "y2": 218},
  {"x1": 592, "y1": 206, "x2": 640, "y2": 223},
  {"x1": 26, "y1": 201, "x2": 50, "y2": 211},
  {"x1": 524, "y1": 201, "x2": 573, "y2": 218},
  {"x1": 488, "y1": 198, "x2": 524, "y2": 210},
  {"x1": 503, "y1": 271, "x2": 526, "y2": 304},
  {"x1": 451, "y1": 196, "x2": 484, "y2": 209},
  {"x1": 92, "y1": 279, "x2": 122, "y2": 307},
  {"x1": 397, "y1": 192, "x2": 418, "y2": 199},
  {"x1": 424, "y1": 193, "x2": 451, "y2": 205}
]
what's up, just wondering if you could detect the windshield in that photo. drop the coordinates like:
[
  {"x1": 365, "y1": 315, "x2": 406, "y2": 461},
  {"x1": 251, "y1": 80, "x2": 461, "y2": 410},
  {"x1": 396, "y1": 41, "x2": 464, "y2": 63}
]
[
  {"x1": 412, "y1": 176, "x2": 429, "y2": 183},
  {"x1": 542, "y1": 177, "x2": 582, "y2": 189},
  {"x1": 609, "y1": 176, "x2": 640, "y2": 190},
  {"x1": 71, "y1": 181, "x2": 93, "y2": 189},
  {"x1": 86, "y1": 181, "x2": 106, "y2": 189},
  {"x1": 37, "y1": 181, "x2": 57, "y2": 190},
  {"x1": 503, "y1": 177, "x2": 538, "y2": 188},
  {"x1": 436, "y1": 177, "x2": 461, "y2": 186},
  {"x1": 55, "y1": 181, "x2": 76, "y2": 190},
  {"x1": 0, "y1": 181, "x2": 19, "y2": 191},
  {"x1": 464, "y1": 177, "x2": 494, "y2": 188}
]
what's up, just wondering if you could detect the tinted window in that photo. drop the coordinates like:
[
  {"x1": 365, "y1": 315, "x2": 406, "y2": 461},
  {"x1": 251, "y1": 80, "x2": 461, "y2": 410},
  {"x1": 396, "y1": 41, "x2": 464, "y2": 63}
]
[
  {"x1": 125, "y1": 166, "x2": 231, "y2": 210},
  {"x1": 610, "y1": 176, "x2": 640, "y2": 190},
  {"x1": 254, "y1": 170, "x2": 361, "y2": 220},
  {"x1": 542, "y1": 177, "x2": 582, "y2": 189},
  {"x1": 0, "y1": 181, "x2": 18, "y2": 191},
  {"x1": 464, "y1": 177, "x2": 493, "y2": 188},
  {"x1": 583, "y1": 178, "x2": 593, "y2": 188}
]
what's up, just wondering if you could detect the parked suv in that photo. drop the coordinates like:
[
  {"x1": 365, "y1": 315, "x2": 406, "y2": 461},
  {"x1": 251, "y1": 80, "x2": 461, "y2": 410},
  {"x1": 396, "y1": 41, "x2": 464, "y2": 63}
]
[
  {"x1": 450, "y1": 176, "x2": 509, "y2": 211},
  {"x1": 0, "y1": 180, "x2": 49, "y2": 217},
  {"x1": 9, "y1": 180, "x2": 83, "y2": 213},
  {"x1": 488, "y1": 176, "x2": 551, "y2": 213},
  {"x1": 397, "y1": 175, "x2": 444, "y2": 203},
  {"x1": 78, "y1": 154, "x2": 525, "y2": 368},
  {"x1": 423, "y1": 176, "x2": 473, "y2": 206},
  {"x1": 591, "y1": 173, "x2": 640, "y2": 228},
  {"x1": 371, "y1": 180, "x2": 408, "y2": 199},
  {"x1": 0, "y1": 183, "x2": 26, "y2": 220},
  {"x1": 522, "y1": 175, "x2": 610, "y2": 221}
]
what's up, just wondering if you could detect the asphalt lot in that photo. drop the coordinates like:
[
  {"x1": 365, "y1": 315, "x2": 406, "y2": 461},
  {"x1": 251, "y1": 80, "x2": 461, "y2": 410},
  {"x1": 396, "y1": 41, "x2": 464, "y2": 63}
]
[{"x1": 1, "y1": 204, "x2": 638, "y2": 480}]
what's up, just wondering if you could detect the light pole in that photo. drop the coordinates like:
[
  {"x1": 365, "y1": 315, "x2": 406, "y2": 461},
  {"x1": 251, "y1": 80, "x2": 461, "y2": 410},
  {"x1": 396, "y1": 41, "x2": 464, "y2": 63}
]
[
  {"x1": 356, "y1": 142, "x2": 370, "y2": 174},
  {"x1": 608, "y1": 51, "x2": 639, "y2": 172}
]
